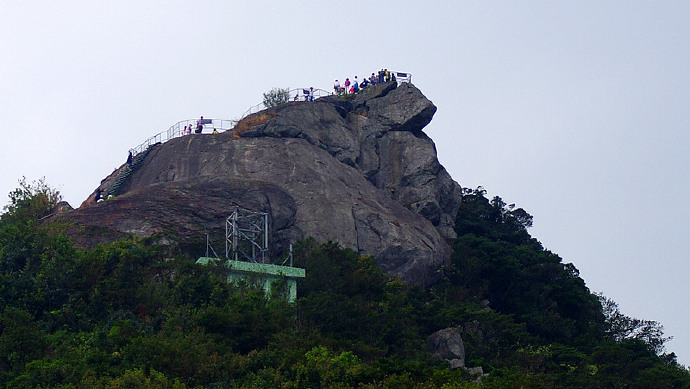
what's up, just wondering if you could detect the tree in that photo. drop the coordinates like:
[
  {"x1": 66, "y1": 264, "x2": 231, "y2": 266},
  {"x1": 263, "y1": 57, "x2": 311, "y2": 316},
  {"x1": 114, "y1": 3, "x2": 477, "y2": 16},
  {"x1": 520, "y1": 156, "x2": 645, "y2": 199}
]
[
  {"x1": 598, "y1": 294, "x2": 671, "y2": 355},
  {"x1": 455, "y1": 187, "x2": 534, "y2": 245},
  {"x1": 1, "y1": 177, "x2": 61, "y2": 224},
  {"x1": 263, "y1": 87, "x2": 290, "y2": 108}
]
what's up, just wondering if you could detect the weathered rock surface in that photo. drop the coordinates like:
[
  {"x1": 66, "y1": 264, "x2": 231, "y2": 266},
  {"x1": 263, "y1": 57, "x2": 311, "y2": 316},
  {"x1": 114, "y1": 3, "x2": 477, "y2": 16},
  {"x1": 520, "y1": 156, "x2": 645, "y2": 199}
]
[
  {"x1": 240, "y1": 82, "x2": 462, "y2": 240},
  {"x1": 58, "y1": 82, "x2": 462, "y2": 287},
  {"x1": 60, "y1": 177, "x2": 300, "y2": 253}
]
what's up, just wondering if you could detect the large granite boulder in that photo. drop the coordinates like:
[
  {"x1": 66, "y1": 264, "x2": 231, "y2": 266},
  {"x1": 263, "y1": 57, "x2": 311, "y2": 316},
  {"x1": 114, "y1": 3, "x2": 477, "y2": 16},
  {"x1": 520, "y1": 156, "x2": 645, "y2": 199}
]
[{"x1": 63, "y1": 82, "x2": 462, "y2": 287}]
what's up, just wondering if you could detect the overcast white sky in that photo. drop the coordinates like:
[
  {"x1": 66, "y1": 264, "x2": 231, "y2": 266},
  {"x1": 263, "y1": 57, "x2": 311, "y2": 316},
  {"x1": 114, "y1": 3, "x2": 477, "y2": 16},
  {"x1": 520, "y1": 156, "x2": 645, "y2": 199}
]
[{"x1": 2, "y1": 1, "x2": 689, "y2": 365}]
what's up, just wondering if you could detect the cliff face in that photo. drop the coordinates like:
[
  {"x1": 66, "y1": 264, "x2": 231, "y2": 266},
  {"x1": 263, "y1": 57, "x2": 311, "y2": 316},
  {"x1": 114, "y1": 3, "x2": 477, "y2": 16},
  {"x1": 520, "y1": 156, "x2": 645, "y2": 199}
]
[{"x1": 61, "y1": 82, "x2": 462, "y2": 287}]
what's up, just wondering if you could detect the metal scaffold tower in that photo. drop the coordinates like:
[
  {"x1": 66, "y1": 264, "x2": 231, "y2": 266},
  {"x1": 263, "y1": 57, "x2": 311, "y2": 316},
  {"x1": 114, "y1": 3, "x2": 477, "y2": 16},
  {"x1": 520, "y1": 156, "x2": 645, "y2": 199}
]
[
  {"x1": 198, "y1": 207, "x2": 303, "y2": 302},
  {"x1": 226, "y1": 208, "x2": 269, "y2": 263}
]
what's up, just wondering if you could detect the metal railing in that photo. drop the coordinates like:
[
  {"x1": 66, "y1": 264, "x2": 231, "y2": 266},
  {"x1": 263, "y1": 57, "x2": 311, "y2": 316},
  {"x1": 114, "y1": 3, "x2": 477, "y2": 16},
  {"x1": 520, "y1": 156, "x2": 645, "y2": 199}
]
[
  {"x1": 393, "y1": 71, "x2": 412, "y2": 83},
  {"x1": 128, "y1": 72, "x2": 412, "y2": 157},
  {"x1": 129, "y1": 118, "x2": 236, "y2": 156},
  {"x1": 239, "y1": 88, "x2": 333, "y2": 119}
]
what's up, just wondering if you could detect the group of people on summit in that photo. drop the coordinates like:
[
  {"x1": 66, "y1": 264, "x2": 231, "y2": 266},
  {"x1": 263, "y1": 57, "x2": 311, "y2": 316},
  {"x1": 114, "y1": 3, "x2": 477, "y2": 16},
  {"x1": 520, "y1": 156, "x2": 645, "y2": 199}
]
[
  {"x1": 334, "y1": 69, "x2": 395, "y2": 95},
  {"x1": 179, "y1": 69, "x2": 398, "y2": 136}
]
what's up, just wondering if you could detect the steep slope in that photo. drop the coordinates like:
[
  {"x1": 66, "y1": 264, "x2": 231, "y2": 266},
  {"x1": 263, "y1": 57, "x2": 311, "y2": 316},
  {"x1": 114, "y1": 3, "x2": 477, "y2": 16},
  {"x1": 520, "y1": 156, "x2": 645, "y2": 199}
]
[{"x1": 59, "y1": 82, "x2": 462, "y2": 287}]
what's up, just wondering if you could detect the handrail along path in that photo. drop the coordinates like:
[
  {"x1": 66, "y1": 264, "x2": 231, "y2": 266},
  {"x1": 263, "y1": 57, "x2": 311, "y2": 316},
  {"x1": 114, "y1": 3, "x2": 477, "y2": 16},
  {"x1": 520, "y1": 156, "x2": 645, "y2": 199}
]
[{"x1": 128, "y1": 73, "x2": 412, "y2": 157}]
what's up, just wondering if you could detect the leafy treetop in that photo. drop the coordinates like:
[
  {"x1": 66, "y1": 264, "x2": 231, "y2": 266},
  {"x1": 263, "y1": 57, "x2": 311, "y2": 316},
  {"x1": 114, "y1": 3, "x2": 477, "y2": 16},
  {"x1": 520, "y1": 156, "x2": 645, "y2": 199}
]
[
  {"x1": 0, "y1": 177, "x2": 61, "y2": 225},
  {"x1": 263, "y1": 87, "x2": 290, "y2": 108}
]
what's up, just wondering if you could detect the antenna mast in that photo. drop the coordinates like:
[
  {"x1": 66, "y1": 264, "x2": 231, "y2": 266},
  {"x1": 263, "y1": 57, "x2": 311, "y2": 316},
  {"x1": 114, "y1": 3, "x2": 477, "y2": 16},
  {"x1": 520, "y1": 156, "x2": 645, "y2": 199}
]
[{"x1": 226, "y1": 207, "x2": 269, "y2": 263}]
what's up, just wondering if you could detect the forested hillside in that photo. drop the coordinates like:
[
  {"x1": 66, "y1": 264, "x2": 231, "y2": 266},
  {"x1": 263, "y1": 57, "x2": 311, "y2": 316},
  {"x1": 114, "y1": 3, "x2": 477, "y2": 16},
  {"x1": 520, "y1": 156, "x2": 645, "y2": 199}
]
[{"x1": 1, "y1": 179, "x2": 689, "y2": 388}]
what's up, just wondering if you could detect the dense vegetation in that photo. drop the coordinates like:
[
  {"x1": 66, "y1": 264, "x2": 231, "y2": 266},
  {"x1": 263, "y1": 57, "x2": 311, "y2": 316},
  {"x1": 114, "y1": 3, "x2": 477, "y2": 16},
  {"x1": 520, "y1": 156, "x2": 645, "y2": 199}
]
[{"x1": 0, "y1": 179, "x2": 688, "y2": 388}]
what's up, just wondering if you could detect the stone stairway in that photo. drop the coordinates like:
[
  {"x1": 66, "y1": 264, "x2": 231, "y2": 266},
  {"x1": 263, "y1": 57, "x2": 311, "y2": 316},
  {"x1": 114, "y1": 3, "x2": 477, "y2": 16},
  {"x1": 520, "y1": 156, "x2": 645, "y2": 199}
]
[{"x1": 108, "y1": 144, "x2": 156, "y2": 197}]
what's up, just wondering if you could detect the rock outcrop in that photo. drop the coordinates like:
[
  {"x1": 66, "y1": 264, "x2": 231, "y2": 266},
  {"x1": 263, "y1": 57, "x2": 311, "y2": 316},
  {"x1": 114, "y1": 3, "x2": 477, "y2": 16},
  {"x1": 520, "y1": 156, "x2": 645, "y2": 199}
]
[
  {"x1": 57, "y1": 82, "x2": 462, "y2": 287},
  {"x1": 428, "y1": 327, "x2": 466, "y2": 369},
  {"x1": 241, "y1": 82, "x2": 462, "y2": 240}
]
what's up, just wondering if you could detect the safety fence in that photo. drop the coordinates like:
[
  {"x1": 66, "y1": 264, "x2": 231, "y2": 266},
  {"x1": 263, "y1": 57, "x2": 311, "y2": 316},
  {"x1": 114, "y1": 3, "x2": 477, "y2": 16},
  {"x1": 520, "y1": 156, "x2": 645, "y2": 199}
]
[
  {"x1": 129, "y1": 72, "x2": 412, "y2": 157},
  {"x1": 393, "y1": 71, "x2": 412, "y2": 83},
  {"x1": 129, "y1": 118, "x2": 237, "y2": 156},
  {"x1": 239, "y1": 88, "x2": 332, "y2": 119}
]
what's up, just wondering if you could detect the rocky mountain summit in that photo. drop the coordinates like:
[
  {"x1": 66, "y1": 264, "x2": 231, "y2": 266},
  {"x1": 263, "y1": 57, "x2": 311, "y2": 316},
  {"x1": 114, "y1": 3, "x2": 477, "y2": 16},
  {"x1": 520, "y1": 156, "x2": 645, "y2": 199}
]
[{"x1": 59, "y1": 82, "x2": 463, "y2": 287}]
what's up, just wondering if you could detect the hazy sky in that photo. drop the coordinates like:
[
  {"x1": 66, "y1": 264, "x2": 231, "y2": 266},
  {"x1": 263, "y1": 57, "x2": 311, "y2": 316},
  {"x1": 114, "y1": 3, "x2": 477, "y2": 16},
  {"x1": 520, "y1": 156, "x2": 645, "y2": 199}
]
[{"x1": 2, "y1": 1, "x2": 689, "y2": 365}]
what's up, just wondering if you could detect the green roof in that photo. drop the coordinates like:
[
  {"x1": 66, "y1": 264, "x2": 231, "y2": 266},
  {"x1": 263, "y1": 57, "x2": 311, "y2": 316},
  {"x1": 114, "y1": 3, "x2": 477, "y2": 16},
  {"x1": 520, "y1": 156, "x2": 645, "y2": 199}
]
[{"x1": 196, "y1": 257, "x2": 305, "y2": 278}]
